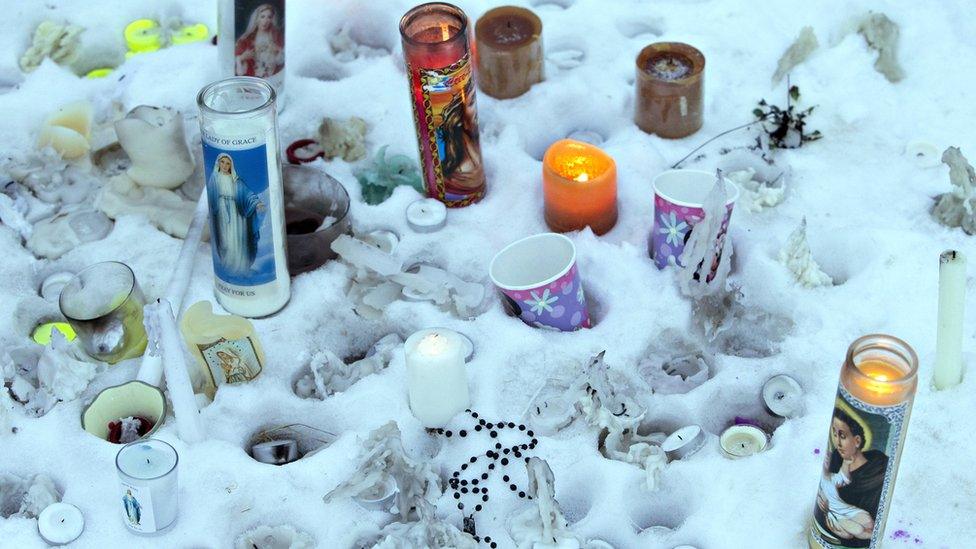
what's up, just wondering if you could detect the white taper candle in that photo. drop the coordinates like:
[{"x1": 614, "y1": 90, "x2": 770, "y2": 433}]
[{"x1": 934, "y1": 250, "x2": 966, "y2": 390}]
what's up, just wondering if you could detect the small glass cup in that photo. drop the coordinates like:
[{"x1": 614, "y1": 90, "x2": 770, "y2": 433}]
[
  {"x1": 59, "y1": 261, "x2": 147, "y2": 364},
  {"x1": 282, "y1": 165, "x2": 351, "y2": 275}
]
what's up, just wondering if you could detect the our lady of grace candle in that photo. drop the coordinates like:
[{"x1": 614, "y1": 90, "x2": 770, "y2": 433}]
[
  {"x1": 116, "y1": 438, "x2": 179, "y2": 535},
  {"x1": 809, "y1": 335, "x2": 918, "y2": 549},
  {"x1": 400, "y1": 3, "x2": 486, "y2": 207}
]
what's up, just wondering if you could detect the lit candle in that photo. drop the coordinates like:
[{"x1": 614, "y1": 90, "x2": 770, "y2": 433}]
[
  {"x1": 400, "y1": 3, "x2": 486, "y2": 207},
  {"x1": 474, "y1": 6, "x2": 544, "y2": 99},
  {"x1": 719, "y1": 424, "x2": 768, "y2": 459},
  {"x1": 934, "y1": 250, "x2": 966, "y2": 390},
  {"x1": 809, "y1": 335, "x2": 918, "y2": 549},
  {"x1": 404, "y1": 329, "x2": 470, "y2": 428},
  {"x1": 37, "y1": 502, "x2": 84, "y2": 545},
  {"x1": 635, "y1": 42, "x2": 705, "y2": 139},
  {"x1": 542, "y1": 139, "x2": 618, "y2": 235},
  {"x1": 406, "y1": 198, "x2": 448, "y2": 233},
  {"x1": 115, "y1": 438, "x2": 179, "y2": 535}
]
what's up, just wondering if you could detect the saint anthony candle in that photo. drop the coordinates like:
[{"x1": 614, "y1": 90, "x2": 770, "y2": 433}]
[
  {"x1": 197, "y1": 77, "x2": 290, "y2": 318},
  {"x1": 635, "y1": 42, "x2": 705, "y2": 139},
  {"x1": 809, "y1": 335, "x2": 918, "y2": 549},
  {"x1": 116, "y1": 439, "x2": 179, "y2": 535},
  {"x1": 218, "y1": 0, "x2": 286, "y2": 100},
  {"x1": 542, "y1": 139, "x2": 618, "y2": 235},
  {"x1": 400, "y1": 3, "x2": 486, "y2": 207},
  {"x1": 474, "y1": 6, "x2": 544, "y2": 99}
]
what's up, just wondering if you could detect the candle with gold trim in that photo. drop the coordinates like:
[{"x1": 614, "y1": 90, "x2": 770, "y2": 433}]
[
  {"x1": 809, "y1": 334, "x2": 918, "y2": 549},
  {"x1": 400, "y1": 2, "x2": 486, "y2": 207}
]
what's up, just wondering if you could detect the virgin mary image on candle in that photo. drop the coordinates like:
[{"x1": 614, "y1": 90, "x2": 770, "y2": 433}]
[
  {"x1": 207, "y1": 153, "x2": 274, "y2": 284},
  {"x1": 235, "y1": 2, "x2": 284, "y2": 78},
  {"x1": 123, "y1": 489, "x2": 141, "y2": 526},
  {"x1": 813, "y1": 403, "x2": 890, "y2": 547}
]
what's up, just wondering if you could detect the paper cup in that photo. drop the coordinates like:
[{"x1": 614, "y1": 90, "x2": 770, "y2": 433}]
[
  {"x1": 650, "y1": 169, "x2": 739, "y2": 269},
  {"x1": 489, "y1": 233, "x2": 590, "y2": 331}
]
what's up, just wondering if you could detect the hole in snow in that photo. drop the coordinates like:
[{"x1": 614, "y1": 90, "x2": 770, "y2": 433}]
[
  {"x1": 298, "y1": 60, "x2": 350, "y2": 82},
  {"x1": 615, "y1": 19, "x2": 665, "y2": 40},
  {"x1": 244, "y1": 423, "x2": 337, "y2": 466},
  {"x1": 531, "y1": 0, "x2": 576, "y2": 10}
]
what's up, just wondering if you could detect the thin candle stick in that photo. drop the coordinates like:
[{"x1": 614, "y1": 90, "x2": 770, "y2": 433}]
[{"x1": 934, "y1": 250, "x2": 966, "y2": 389}]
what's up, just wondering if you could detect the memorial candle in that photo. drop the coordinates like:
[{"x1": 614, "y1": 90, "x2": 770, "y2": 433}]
[
  {"x1": 116, "y1": 438, "x2": 179, "y2": 535},
  {"x1": 542, "y1": 139, "x2": 618, "y2": 235},
  {"x1": 474, "y1": 6, "x2": 544, "y2": 99},
  {"x1": 400, "y1": 3, "x2": 486, "y2": 207},
  {"x1": 809, "y1": 335, "x2": 918, "y2": 549},
  {"x1": 635, "y1": 42, "x2": 705, "y2": 139},
  {"x1": 404, "y1": 328, "x2": 470, "y2": 428}
]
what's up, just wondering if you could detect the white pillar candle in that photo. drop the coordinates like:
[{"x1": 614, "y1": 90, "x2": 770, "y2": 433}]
[
  {"x1": 406, "y1": 198, "x2": 447, "y2": 233},
  {"x1": 935, "y1": 250, "x2": 966, "y2": 390},
  {"x1": 37, "y1": 503, "x2": 84, "y2": 545},
  {"x1": 115, "y1": 438, "x2": 179, "y2": 535},
  {"x1": 404, "y1": 329, "x2": 470, "y2": 428},
  {"x1": 719, "y1": 424, "x2": 768, "y2": 459}
]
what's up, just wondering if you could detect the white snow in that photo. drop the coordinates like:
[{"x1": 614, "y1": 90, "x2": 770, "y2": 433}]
[{"x1": 1, "y1": 0, "x2": 975, "y2": 548}]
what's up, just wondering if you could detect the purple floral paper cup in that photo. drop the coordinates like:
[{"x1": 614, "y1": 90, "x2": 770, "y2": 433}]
[
  {"x1": 489, "y1": 233, "x2": 591, "y2": 332},
  {"x1": 650, "y1": 169, "x2": 739, "y2": 270}
]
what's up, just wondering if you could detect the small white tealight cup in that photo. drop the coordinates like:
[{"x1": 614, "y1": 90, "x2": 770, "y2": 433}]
[
  {"x1": 661, "y1": 425, "x2": 706, "y2": 461},
  {"x1": 406, "y1": 198, "x2": 447, "y2": 233},
  {"x1": 762, "y1": 374, "x2": 804, "y2": 418},
  {"x1": 37, "y1": 503, "x2": 84, "y2": 545},
  {"x1": 719, "y1": 424, "x2": 769, "y2": 459}
]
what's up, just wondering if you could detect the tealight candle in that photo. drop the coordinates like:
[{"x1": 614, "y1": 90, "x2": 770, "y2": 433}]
[
  {"x1": 406, "y1": 198, "x2": 448, "y2": 233},
  {"x1": 400, "y1": 3, "x2": 486, "y2": 207},
  {"x1": 635, "y1": 42, "x2": 705, "y2": 139},
  {"x1": 404, "y1": 328, "x2": 470, "y2": 428},
  {"x1": 474, "y1": 6, "x2": 544, "y2": 99},
  {"x1": 809, "y1": 335, "x2": 918, "y2": 549},
  {"x1": 37, "y1": 503, "x2": 84, "y2": 545},
  {"x1": 31, "y1": 322, "x2": 76, "y2": 345},
  {"x1": 762, "y1": 374, "x2": 804, "y2": 419},
  {"x1": 661, "y1": 424, "x2": 706, "y2": 461},
  {"x1": 39, "y1": 271, "x2": 75, "y2": 302},
  {"x1": 719, "y1": 424, "x2": 768, "y2": 459},
  {"x1": 124, "y1": 19, "x2": 163, "y2": 54},
  {"x1": 364, "y1": 230, "x2": 400, "y2": 254},
  {"x1": 934, "y1": 250, "x2": 966, "y2": 389},
  {"x1": 353, "y1": 476, "x2": 399, "y2": 513},
  {"x1": 251, "y1": 439, "x2": 299, "y2": 465},
  {"x1": 115, "y1": 438, "x2": 179, "y2": 535},
  {"x1": 542, "y1": 139, "x2": 618, "y2": 235}
]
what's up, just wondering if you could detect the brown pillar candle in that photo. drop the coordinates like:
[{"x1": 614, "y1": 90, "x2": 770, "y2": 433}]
[
  {"x1": 635, "y1": 42, "x2": 705, "y2": 139},
  {"x1": 475, "y1": 6, "x2": 543, "y2": 99}
]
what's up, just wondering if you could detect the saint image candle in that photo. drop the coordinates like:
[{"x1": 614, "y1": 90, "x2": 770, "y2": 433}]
[
  {"x1": 404, "y1": 328, "x2": 470, "y2": 428},
  {"x1": 400, "y1": 3, "x2": 486, "y2": 207},
  {"x1": 809, "y1": 335, "x2": 918, "y2": 549},
  {"x1": 197, "y1": 77, "x2": 290, "y2": 318},
  {"x1": 635, "y1": 42, "x2": 705, "y2": 139},
  {"x1": 474, "y1": 6, "x2": 544, "y2": 99},
  {"x1": 542, "y1": 139, "x2": 618, "y2": 235},
  {"x1": 116, "y1": 438, "x2": 179, "y2": 535},
  {"x1": 218, "y1": 0, "x2": 286, "y2": 100}
]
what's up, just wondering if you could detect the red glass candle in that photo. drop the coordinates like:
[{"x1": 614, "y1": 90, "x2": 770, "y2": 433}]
[{"x1": 400, "y1": 3, "x2": 486, "y2": 207}]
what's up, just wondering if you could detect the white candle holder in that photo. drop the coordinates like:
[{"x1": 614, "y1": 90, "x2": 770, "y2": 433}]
[{"x1": 115, "y1": 438, "x2": 179, "y2": 535}]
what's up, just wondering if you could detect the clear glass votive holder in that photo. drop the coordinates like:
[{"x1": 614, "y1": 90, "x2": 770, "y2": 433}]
[
  {"x1": 58, "y1": 261, "x2": 147, "y2": 364},
  {"x1": 283, "y1": 165, "x2": 351, "y2": 275}
]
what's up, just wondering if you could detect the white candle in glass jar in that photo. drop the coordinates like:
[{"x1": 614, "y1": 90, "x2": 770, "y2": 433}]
[
  {"x1": 115, "y1": 438, "x2": 179, "y2": 535},
  {"x1": 404, "y1": 329, "x2": 470, "y2": 428}
]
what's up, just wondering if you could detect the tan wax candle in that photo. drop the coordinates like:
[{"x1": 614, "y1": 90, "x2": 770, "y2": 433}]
[
  {"x1": 635, "y1": 42, "x2": 705, "y2": 139},
  {"x1": 475, "y1": 6, "x2": 543, "y2": 99}
]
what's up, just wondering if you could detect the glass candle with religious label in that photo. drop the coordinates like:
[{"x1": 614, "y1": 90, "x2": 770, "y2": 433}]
[
  {"x1": 809, "y1": 334, "x2": 918, "y2": 549},
  {"x1": 116, "y1": 438, "x2": 179, "y2": 535},
  {"x1": 635, "y1": 42, "x2": 705, "y2": 139},
  {"x1": 474, "y1": 6, "x2": 544, "y2": 99},
  {"x1": 400, "y1": 2, "x2": 486, "y2": 207},
  {"x1": 180, "y1": 300, "x2": 265, "y2": 399},
  {"x1": 218, "y1": 0, "x2": 286, "y2": 102},
  {"x1": 197, "y1": 77, "x2": 290, "y2": 318},
  {"x1": 542, "y1": 139, "x2": 618, "y2": 235}
]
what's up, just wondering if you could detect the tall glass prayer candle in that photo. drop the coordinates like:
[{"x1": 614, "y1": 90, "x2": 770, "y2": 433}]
[
  {"x1": 475, "y1": 6, "x2": 544, "y2": 99},
  {"x1": 635, "y1": 42, "x2": 705, "y2": 139},
  {"x1": 809, "y1": 335, "x2": 918, "y2": 549},
  {"x1": 218, "y1": 0, "x2": 286, "y2": 102},
  {"x1": 197, "y1": 77, "x2": 290, "y2": 318},
  {"x1": 400, "y1": 3, "x2": 486, "y2": 207},
  {"x1": 542, "y1": 139, "x2": 618, "y2": 235}
]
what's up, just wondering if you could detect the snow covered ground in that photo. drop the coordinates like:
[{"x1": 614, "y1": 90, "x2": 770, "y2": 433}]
[{"x1": 1, "y1": 0, "x2": 975, "y2": 547}]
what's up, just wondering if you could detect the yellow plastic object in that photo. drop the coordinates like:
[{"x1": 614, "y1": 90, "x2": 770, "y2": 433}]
[
  {"x1": 32, "y1": 322, "x2": 76, "y2": 345},
  {"x1": 171, "y1": 23, "x2": 210, "y2": 46},
  {"x1": 85, "y1": 68, "x2": 114, "y2": 79},
  {"x1": 124, "y1": 19, "x2": 162, "y2": 53}
]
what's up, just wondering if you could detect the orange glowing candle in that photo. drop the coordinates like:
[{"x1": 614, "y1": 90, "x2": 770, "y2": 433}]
[
  {"x1": 809, "y1": 334, "x2": 918, "y2": 549},
  {"x1": 542, "y1": 139, "x2": 617, "y2": 235}
]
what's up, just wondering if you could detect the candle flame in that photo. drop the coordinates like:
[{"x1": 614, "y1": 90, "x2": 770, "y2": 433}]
[
  {"x1": 440, "y1": 23, "x2": 451, "y2": 41},
  {"x1": 574, "y1": 173, "x2": 590, "y2": 183}
]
